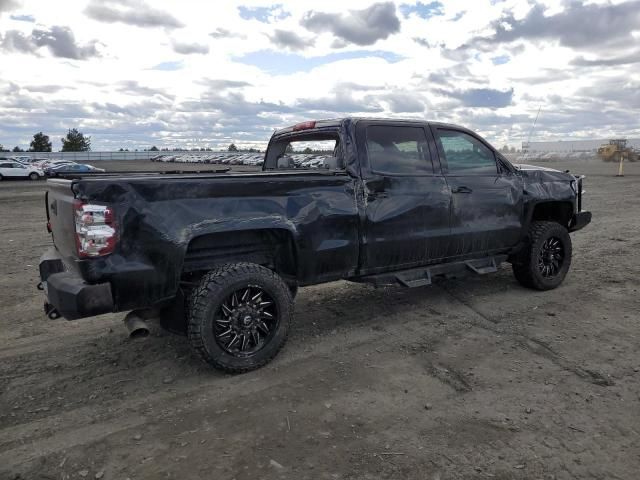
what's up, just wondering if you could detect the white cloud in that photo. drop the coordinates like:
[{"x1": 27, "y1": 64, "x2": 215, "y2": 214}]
[
  {"x1": 0, "y1": 0, "x2": 638, "y2": 150},
  {"x1": 84, "y1": 0, "x2": 184, "y2": 29},
  {"x1": 172, "y1": 39, "x2": 209, "y2": 55}
]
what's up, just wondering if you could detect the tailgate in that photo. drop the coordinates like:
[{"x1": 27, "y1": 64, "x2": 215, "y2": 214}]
[{"x1": 46, "y1": 179, "x2": 79, "y2": 265}]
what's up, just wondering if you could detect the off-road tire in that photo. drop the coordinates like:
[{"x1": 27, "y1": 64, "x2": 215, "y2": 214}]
[
  {"x1": 188, "y1": 263, "x2": 293, "y2": 373},
  {"x1": 512, "y1": 221, "x2": 572, "y2": 290},
  {"x1": 29, "y1": 172, "x2": 39, "y2": 181}
]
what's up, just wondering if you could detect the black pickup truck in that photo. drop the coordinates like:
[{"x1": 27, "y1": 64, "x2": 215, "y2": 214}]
[{"x1": 39, "y1": 118, "x2": 591, "y2": 372}]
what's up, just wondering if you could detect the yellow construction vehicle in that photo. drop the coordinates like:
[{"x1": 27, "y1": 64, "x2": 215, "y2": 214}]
[{"x1": 597, "y1": 139, "x2": 638, "y2": 162}]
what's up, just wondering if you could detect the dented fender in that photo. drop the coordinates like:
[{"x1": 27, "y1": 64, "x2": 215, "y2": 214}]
[
  {"x1": 517, "y1": 165, "x2": 580, "y2": 229},
  {"x1": 71, "y1": 172, "x2": 360, "y2": 310}
]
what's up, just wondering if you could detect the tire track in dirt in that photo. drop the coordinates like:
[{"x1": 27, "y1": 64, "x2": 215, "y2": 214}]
[
  {"x1": 0, "y1": 416, "x2": 148, "y2": 473},
  {"x1": 425, "y1": 363, "x2": 473, "y2": 393},
  {"x1": 0, "y1": 321, "x2": 400, "y2": 469},
  {"x1": 437, "y1": 285, "x2": 615, "y2": 387}
]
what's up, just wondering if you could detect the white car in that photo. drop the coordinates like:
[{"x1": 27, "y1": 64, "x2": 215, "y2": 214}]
[
  {"x1": 0, "y1": 159, "x2": 44, "y2": 180},
  {"x1": 9, "y1": 155, "x2": 31, "y2": 165}
]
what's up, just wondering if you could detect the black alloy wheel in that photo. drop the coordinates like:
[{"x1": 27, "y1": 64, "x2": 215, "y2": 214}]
[
  {"x1": 213, "y1": 285, "x2": 278, "y2": 356},
  {"x1": 188, "y1": 263, "x2": 293, "y2": 373},
  {"x1": 537, "y1": 237, "x2": 564, "y2": 278},
  {"x1": 512, "y1": 221, "x2": 572, "y2": 291}
]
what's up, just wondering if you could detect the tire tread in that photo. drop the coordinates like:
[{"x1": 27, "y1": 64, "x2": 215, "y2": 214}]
[
  {"x1": 187, "y1": 262, "x2": 292, "y2": 373},
  {"x1": 512, "y1": 221, "x2": 572, "y2": 291}
]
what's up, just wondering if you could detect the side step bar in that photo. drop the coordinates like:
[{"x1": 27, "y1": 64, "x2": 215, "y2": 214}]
[
  {"x1": 397, "y1": 269, "x2": 432, "y2": 288},
  {"x1": 464, "y1": 257, "x2": 498, "y2": 275},
  {"x1": 353, "y1": 255, "x2": 508, "y2": 288}
]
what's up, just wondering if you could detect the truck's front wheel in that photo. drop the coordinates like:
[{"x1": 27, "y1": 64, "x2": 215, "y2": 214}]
[
  {"x1": 188, "y1": 263, "x2": 293, "y2": 373},
  {"x1": 512, "y1": 221, "x2": 572, "y2": 290}
]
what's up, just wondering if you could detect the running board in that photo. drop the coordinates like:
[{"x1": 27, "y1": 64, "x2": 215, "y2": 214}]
[
  {"x1": 464, "y1": 257, "x2": 498, "y2": 275},
  {"x1": 353, "y1": 255, "x2": 508, "y2": 288},
  {"x1": 396, "y1": 269, "x2": 432, "y2": 288}
]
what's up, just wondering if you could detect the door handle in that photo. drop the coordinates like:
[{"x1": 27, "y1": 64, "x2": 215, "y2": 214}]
[
  {"x1": 367, "y1": 191, "x2": 388, "y2": 200},
  {"x1": 452, "y1": 186, "x2": 473, "y2": 194}
]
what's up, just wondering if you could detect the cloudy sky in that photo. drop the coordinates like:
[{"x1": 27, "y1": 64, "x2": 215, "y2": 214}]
[{"x1": 0, "y1": 0, "x2": 638, "y2": 151}]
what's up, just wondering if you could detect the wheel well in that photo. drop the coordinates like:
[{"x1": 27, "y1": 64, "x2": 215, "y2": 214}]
[
  {"x1": 531, "y1": 202, "x2": 573, "y2": 227},
  {"x1": 182, "y1": 229, "x2": 297, "y2": 280}
]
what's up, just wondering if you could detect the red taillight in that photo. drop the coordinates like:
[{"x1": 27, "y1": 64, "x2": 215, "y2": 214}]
[
  {"x1": 73, "y1": 200, "x2": 117, "y2": 258},
  {"x1": 292, "y1": 120, "x2": 316, "y2": 131}
]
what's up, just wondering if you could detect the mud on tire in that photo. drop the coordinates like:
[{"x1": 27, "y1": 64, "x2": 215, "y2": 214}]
[
  {"x1": 512, "y1": 221, "x2": 572, "y2": 291},
  {"x1": 188, "y1": 263, "x2": 293, "y2": 373}
]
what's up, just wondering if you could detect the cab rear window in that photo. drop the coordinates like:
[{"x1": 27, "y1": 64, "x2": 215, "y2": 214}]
[{"x1": 269, "y1": 132, "x2": 344, "y2": 170}]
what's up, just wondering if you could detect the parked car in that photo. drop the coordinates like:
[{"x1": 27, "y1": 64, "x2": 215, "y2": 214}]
[
  {"x1": 34, "y1": 160, "x2": 75, "y2": 170},
  {"x1": 38, "y1": 117, "x2": 591, "y2": 373},
  {"x1": 45, "y1": 163, "x2": 105, "y2": 177},
  {"x1": 10, "y1": 157, "x2": 29, "y2": 165},
  {"x1": 10, "y1": 155, "x2": 33, "y2": 164},
  {"x1": 0, "y1": 158, "x2": 44, "y2": 180}
]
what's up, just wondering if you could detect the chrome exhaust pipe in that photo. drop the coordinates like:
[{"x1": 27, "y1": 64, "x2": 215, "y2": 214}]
[{"x1": 123, "y1": 311, "x2": 150, "y2": 339}]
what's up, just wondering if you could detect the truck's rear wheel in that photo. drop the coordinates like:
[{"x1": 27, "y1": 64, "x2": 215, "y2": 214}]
[
  {"x1": 188, "y1": 263, "x2": 293, "y2": 373},
  {"x1": 512, "y1": 221, "x2": 572, "y2": 290}
]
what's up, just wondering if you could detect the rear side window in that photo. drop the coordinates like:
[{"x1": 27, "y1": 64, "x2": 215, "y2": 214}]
[
  {"x1": 436, "y1": 129, "x2": 497, "y2": 175},
  {"x1": 269, "y1": 133, "x2": 343, "y2": 171},
  {"x1": 277, "y1": 138, "x2": 341, "y2": 170},
  {"x1": 366, "y1": 126, "x2": 432, "y2": 174}
]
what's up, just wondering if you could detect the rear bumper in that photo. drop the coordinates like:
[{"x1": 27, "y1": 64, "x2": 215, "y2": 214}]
[
  {"x1": 569, "y1": 211, "x2": 592, "y2": 232},
  {"x1": 39, "y1": 247, "x2": 114, "y2": 320}
]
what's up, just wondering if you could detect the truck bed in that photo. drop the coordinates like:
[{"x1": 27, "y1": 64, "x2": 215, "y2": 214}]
[{"x1": 43, "y1": 168, "x2": 359, "y2": 314}]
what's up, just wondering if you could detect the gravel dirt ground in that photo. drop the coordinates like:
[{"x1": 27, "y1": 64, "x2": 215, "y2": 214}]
[{"x1": 0, "y1": 159, "x2": 639, "y2": 480}]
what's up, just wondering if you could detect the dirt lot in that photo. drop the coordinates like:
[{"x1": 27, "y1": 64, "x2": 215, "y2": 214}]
[{"x1": 1, "y1": 159, "x2": 639, "y2": 480}]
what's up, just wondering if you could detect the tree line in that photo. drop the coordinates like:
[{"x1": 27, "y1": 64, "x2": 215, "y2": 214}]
[
  {"x1": 227, "y1": 143, "x2": 262, "y2": 153},
  {"x1": 499, "y1": 145, "x2": 520, "y2": 153},
  {"x1": 1, "y1": 129, "x2": 91, "y2": 153},
  {"x1": 226, "y1": 143, "x2": 329, "y2": 154},
  {"x1": 1, "y1": 132, "x2": 266, "y2": 154}
]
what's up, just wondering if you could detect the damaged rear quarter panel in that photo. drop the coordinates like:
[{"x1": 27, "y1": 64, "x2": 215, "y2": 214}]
[{"x1": 73, "y1": 172, "x2": 359, "y2": 310}]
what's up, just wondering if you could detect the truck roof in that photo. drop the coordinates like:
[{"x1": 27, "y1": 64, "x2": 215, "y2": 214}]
[{"x1": 273, "y1": 117, "x2": 467, "y2": 136}]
